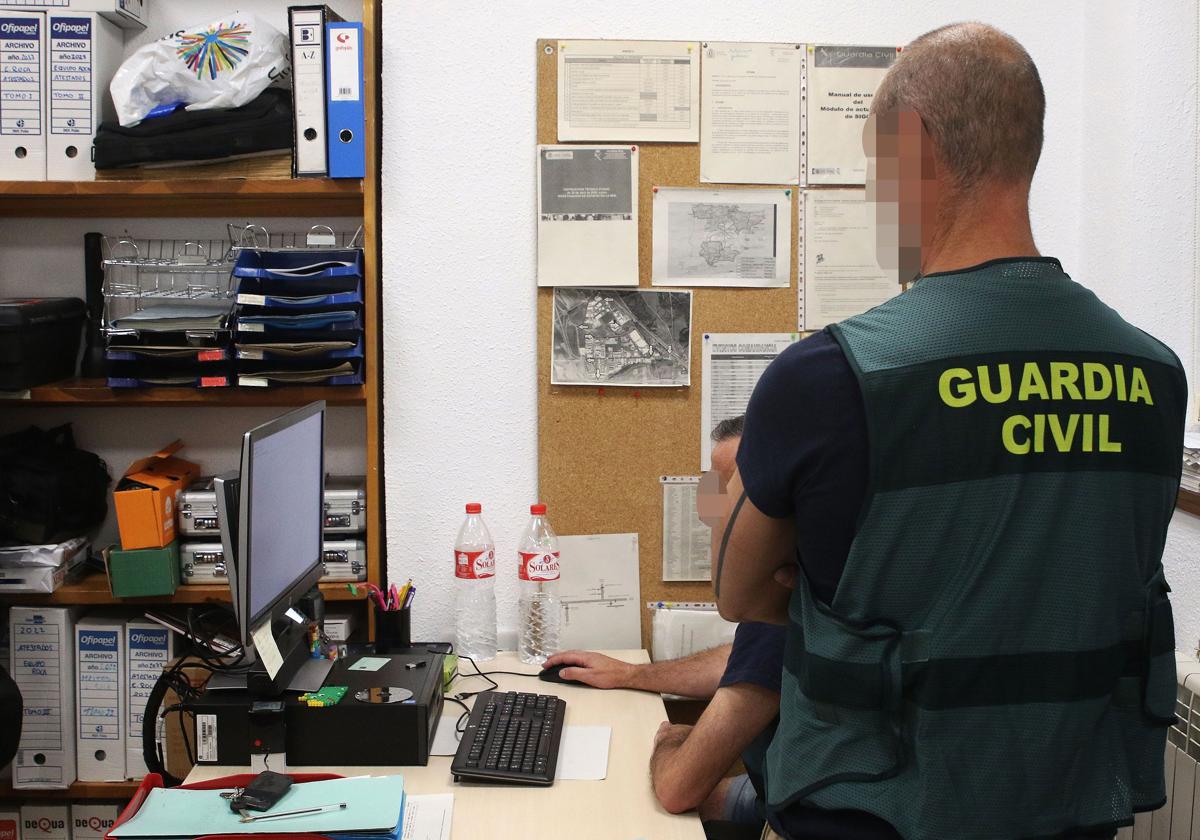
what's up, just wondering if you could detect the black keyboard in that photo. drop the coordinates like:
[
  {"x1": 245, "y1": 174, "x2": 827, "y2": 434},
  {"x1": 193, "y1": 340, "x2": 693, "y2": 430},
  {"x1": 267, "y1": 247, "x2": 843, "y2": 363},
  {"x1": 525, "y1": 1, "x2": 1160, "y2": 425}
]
[{"x1": 450, "y1": 690, "x2": 565, "y2": 785}]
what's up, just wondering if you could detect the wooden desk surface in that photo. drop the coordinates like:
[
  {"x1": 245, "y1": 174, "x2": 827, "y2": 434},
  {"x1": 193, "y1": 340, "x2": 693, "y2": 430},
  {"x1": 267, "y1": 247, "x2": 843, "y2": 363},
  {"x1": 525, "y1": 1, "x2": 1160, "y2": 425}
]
[{"x1": 185, "y1": 650, "x2": 706, "y2": 840}]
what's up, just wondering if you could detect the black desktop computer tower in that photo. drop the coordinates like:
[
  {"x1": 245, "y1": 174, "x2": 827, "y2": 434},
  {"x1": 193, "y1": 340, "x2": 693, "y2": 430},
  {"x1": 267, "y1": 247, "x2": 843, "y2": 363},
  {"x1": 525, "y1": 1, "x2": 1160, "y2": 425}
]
[{"x1": 190, "y1": 651, "x2": 445, "y2": 766}]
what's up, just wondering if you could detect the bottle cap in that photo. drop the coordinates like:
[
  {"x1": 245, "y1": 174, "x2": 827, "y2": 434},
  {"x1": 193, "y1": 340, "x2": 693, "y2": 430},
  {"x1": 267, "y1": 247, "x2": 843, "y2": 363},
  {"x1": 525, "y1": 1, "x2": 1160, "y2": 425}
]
[
  {"x1": 530, "y1": 503, "x2": 546, "y2": 515},
  {"x1": 465, "y1": 502, "x2": 482, "y2": 514}
]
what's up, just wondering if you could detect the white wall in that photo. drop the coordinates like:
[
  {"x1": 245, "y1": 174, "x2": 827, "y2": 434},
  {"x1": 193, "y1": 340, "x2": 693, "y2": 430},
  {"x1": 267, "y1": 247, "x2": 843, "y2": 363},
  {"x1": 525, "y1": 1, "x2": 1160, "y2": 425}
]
[
  {"x1": 382, "y1": 0, "x2": 1193, "y2": 645},
  {"x1": 1078, "y1": 2, "x2": 1200, "y2": 651}
]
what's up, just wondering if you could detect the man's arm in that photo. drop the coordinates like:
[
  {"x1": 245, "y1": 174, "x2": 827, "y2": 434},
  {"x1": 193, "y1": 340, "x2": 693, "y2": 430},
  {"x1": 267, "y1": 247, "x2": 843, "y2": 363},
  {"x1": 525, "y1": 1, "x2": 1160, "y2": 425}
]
[
  {"x1": 649, "y1": 682, "x2": 781, "y2": 814},
  {"x1": 541, "y1": 645, "x2": 732, "y2": 698},
  {"x1": 714, "y1": 468, "x2": 795, "y2": 625}
]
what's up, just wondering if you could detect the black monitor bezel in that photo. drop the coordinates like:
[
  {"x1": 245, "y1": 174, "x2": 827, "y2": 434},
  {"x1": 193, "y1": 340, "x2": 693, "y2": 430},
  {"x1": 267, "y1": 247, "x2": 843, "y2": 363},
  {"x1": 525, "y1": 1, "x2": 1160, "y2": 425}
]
[{"x1": 236, "y1": 400, "x2": 326, "y2": 645}]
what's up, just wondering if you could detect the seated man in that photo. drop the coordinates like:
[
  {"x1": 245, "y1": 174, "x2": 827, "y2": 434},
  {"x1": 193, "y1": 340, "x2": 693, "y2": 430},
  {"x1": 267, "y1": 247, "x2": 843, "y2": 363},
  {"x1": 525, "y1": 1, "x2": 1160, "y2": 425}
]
[{"x1": 543, "y1": 416, "x2": 784, "y2": 835}]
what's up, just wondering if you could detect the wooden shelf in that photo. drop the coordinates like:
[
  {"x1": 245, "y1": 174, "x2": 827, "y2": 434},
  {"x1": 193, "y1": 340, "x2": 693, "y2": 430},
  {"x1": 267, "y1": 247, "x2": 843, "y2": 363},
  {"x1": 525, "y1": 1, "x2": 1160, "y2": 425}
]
[
  {"x1": 0, "y1": 178, "x2": 363, "y2": 218},
  {"x1": 0, "y1": 779, "x2": 139, "y2": 801},
  {"x1": 1179, "y1": 488, "x2": 1200, "y2": 517},
  {"x1": 1, "y1": 570, "x2": 365, "y2": 606},
  {"x1": 3, "y1": 378, "x2": 365, "y2": 407}
]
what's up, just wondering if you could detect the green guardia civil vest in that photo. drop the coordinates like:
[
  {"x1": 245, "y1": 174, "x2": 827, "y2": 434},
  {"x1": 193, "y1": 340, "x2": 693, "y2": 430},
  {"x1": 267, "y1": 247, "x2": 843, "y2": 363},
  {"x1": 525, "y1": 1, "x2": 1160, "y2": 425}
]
[{"x1": 767, "y1": 258, "x2": 1185, "y2": 840}]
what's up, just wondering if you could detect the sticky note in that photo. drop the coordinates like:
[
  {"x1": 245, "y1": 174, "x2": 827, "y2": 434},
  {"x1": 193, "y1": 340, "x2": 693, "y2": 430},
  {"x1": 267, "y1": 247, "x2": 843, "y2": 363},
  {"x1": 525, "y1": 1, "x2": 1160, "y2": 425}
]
[
  {"x1": 348, "y1": 656, "x2": 390, "y2": 672},
  {"x1": 251, "y1": 621, "x2": 283, "y2": 679}
]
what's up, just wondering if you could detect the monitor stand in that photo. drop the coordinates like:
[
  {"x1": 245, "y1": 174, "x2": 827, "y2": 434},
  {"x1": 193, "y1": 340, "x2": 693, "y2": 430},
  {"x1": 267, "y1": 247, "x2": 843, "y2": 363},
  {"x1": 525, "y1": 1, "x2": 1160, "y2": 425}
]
[{"x1": 247, "y1": 589, "x2": 328, "y2": 697}]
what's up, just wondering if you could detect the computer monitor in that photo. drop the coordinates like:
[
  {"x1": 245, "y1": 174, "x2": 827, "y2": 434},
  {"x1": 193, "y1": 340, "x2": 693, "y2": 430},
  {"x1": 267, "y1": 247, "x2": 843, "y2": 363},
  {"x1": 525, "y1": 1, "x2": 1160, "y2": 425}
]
[{"x1": 234, "y1": 401, "x2": 326, "y2": 649}]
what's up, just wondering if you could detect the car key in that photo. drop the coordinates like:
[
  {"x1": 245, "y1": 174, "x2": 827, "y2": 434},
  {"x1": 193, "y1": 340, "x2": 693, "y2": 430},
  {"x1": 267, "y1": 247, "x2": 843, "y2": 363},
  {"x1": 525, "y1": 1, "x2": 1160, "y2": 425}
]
[{"x1": 227, "y1": 771, "x2": 293, "y2": 813}]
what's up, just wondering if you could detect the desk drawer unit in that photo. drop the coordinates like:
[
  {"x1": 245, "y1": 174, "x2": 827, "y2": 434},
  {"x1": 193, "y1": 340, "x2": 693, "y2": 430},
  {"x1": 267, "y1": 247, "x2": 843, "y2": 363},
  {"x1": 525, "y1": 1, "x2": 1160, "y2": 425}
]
[
  {"x1": 180, "y1": 539, "x2": 366, "y2": 583},
  {"x1": 179, "y1": 475, "x2": 366, "y2": 536}
]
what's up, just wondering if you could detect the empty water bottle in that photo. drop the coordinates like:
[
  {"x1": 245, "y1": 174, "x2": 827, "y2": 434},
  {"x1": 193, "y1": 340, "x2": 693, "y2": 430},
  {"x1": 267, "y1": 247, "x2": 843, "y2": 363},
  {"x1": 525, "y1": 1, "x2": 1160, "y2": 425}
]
[
  {"x1": 517, "y1": 503, "x2": 560, "y2": 665},
  {"x1": 454, "y1": 502, "x2": 497, "y2": 661}
]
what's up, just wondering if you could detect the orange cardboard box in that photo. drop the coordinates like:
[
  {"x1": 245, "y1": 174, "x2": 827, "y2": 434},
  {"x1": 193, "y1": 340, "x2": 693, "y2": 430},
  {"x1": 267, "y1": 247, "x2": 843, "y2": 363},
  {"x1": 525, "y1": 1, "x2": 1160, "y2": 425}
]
[{"x1": 113, "y1": 441, "x2": 200, "y2": 550}]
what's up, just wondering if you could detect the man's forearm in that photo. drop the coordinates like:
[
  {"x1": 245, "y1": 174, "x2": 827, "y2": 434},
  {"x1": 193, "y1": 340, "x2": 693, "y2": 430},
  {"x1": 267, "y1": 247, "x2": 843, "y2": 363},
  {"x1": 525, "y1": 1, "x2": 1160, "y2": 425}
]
[
  {"x1": 649, "y1": 726, "x2": 692, "y2": 804},
  {"x1": 714, "y1": 473, "x2": 793, "y2": 624},
  {"x1": 628, "y1": 643, "x2": 732, "y2": 698}
]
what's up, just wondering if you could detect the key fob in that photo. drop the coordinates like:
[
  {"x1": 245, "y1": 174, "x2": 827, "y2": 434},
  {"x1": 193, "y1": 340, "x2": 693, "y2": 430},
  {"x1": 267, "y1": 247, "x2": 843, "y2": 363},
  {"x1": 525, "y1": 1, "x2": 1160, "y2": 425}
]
[{"x1": 228, "y1": 771, "x2": 292, "y2": 813}]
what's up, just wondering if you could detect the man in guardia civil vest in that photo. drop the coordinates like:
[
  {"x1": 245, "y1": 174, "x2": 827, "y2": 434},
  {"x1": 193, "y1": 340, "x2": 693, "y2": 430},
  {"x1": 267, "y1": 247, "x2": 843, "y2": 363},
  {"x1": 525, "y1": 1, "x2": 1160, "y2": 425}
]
[{"x1": 713, "y1": 22, "x2": 1186, "y2": 840}]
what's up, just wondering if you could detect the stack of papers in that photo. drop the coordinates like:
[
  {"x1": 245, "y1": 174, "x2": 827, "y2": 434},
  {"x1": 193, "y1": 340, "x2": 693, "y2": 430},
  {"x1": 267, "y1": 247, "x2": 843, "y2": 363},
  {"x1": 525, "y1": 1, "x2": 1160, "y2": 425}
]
[
  {"x1": 232, "y1": 248, "x2": 365, "y2": 387},
  {"x1": 0, "y1": 537, "x2": 88, "y2": 593},
  {"x1": 1185, "y1": 431, "x2": 1200, "y2": 493},
  {"x1": 110, "y1": 776, "x2": 406, "y2": 840},
  {"x1": 106, "y1": 303, "x2": 235, "y2": 388}
]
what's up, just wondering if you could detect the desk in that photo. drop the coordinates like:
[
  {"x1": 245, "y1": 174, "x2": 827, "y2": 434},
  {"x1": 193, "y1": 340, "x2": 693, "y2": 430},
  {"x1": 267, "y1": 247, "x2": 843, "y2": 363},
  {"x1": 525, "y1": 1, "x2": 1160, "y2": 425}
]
[{"x1": 185, "y1": 650, "x2": 706, "y2": 839}]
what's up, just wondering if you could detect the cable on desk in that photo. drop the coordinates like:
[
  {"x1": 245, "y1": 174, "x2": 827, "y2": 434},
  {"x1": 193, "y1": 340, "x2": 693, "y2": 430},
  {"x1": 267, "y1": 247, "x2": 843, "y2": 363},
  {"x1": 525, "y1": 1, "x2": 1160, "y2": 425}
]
[
  {"x1": 444, "y1": 696, "x2": 472, "y2": 737},
  {"x1": 449, "y1": 653, "x2": 542, "y2": 701}
]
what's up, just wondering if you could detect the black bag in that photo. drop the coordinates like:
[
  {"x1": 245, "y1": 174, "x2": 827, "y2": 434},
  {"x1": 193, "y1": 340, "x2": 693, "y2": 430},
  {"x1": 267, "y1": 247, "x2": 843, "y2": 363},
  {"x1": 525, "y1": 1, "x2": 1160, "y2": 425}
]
[
  {"x1": 0, "y1": 424, "x2": 110, "y2": 544},
  {"x1": 92, "y1": 88, "x2": 293, "y2": 169}
]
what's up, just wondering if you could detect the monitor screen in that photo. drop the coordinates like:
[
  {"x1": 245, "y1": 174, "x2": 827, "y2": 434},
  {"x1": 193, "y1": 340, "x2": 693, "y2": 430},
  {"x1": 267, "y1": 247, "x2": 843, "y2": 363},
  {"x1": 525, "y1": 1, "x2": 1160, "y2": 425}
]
[{"x1": 246, "y1": 407, "x2": 324, "y2": 624}]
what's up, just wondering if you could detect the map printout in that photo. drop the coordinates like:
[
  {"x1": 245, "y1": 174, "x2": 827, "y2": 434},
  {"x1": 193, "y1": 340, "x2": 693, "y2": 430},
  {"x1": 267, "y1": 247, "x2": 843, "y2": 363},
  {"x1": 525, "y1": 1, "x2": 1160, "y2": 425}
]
[{"x1": 652, "y1": 187, "x2": 791, "y2": 288}]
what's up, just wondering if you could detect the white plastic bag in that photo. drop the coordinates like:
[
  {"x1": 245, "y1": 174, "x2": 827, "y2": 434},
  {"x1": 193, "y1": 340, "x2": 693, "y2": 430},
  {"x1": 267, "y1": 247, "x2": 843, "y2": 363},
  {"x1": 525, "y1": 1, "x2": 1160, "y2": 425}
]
[{"x1": 110, "y1": 13, "x2": 289, "y2": 127}]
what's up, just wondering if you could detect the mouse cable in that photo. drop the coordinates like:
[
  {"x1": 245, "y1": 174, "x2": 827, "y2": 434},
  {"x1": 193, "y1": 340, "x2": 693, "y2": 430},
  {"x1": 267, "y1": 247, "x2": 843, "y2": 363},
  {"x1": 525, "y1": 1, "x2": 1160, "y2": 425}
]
[
  {"x1": 477, "y1": 670, "x2": 542, "y2": 679},
  {"x1": 449, "y1": 653, "x2": 499, "y2": 699}
]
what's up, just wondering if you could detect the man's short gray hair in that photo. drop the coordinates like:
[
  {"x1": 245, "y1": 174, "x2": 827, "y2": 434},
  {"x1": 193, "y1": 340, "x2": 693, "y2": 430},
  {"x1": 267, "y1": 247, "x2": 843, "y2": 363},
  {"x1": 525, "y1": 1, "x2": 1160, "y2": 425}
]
[{"x1": 872, "y1": 22, "x2": 1045, "y2": 189}]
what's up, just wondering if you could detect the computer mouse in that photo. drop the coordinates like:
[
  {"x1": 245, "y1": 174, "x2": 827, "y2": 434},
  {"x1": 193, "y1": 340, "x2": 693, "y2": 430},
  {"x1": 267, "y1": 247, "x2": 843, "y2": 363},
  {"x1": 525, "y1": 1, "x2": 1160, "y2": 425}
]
[{"x1": 538, "y1": 663, "x2": 587, "y2": 686}]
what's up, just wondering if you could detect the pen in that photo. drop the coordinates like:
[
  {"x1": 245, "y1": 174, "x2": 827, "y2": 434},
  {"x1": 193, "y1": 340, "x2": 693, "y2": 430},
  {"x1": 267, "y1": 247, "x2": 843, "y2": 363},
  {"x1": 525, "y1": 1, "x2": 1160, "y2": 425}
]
[
  {"x1": 388, "y1": 583, "x2": 399, "y2": 610},
  {"x1": 403, "y1": 585, "x2": 416, "y2": 609},
  {"x1": 239, "y1": 802, "x2": 347, "y2": 823}
]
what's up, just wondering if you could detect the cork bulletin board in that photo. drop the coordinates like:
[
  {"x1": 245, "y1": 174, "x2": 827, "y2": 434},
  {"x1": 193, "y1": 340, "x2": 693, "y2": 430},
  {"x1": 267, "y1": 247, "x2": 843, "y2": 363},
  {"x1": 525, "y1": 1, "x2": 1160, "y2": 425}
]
[{"x1": 535, "y1": 39, "x2": 801, "y2": 649}]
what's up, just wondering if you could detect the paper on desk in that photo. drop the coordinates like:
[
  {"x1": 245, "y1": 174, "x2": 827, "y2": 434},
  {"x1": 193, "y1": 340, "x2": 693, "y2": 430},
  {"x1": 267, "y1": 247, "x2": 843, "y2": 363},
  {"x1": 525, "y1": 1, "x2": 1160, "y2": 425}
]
[
  {"x1": 250, "y1": 620, "x2": 283, "y2": 679},
  {"x1": 429, "y1": 715, "x2": 463, "y2": 756},
  {"x1": 558, "y1": 534, "x2": 641, "y2": 650},
  {"x1": 431, "y1": 723, "x2": 611, "y2": 780},
  {"x1": 555, "y1": 725, "x2": 611, "y2": 781},
  {"x1": 401, "y1": 794, "x2": 453, "y2": 840}
]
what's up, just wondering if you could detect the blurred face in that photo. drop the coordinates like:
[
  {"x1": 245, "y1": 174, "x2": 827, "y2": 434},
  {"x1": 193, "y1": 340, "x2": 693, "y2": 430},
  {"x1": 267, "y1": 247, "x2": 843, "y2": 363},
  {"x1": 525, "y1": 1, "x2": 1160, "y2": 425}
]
[
  {"x1": 698, "y1": 435, "x2": 740, "y2": 529},
  {"x1": 864, "y1": 108, "x2": 940, "y2": 281}
]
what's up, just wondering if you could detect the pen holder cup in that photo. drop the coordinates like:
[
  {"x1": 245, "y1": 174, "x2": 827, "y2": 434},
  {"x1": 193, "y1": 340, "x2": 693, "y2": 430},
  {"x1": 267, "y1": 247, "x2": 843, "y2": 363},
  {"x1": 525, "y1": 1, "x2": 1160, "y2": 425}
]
[{"x1": 375, "y1": 606, "x2": 411, "y2": 653}]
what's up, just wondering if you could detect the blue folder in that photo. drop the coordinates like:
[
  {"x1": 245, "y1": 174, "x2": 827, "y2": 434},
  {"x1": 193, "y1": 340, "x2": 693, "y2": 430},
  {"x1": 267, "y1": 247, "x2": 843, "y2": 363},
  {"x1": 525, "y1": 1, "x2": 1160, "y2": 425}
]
[
  {"x1": 232, "y1": 248, "x2": 363, "y2": 281},
  {"x1": 326, "y1": 21, "x2": 366, "y2": 178}
]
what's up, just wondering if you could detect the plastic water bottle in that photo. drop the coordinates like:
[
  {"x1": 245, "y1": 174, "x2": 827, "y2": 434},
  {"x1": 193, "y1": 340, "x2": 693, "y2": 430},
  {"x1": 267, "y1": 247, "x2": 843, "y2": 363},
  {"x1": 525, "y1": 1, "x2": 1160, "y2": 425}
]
[
  {"x1": 455, "y1": 502, "x2": 497, "y2": 662},
  {"x1": 517, "y1": 503, "x2": 560, "y2": 665}
]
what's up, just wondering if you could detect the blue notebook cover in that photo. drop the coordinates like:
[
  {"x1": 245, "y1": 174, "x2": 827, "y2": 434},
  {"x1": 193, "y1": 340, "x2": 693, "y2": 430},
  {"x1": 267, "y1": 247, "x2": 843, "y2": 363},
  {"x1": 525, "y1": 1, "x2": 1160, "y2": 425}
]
[{"x1": 110, "y1": 776, "x2": 405, "y2": 837}]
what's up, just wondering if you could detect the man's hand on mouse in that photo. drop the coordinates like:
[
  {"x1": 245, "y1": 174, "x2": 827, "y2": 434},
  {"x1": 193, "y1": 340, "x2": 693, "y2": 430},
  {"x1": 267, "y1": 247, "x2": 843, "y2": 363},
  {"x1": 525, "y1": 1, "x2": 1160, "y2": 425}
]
[{"x1": 542, "y1": 650, "x2": 637, "y2": 689}]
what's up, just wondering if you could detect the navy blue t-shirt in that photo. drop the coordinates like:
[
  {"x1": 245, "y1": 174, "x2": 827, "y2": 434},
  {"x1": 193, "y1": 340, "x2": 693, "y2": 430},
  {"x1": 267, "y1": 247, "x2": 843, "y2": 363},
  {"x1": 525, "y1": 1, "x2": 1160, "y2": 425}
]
[
  {"x1": 718, "y1": 621, "x2": 786, "y2": 807},
  {"x1": 735, "y1": 329, "x2": 894, "y2": 839}
]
